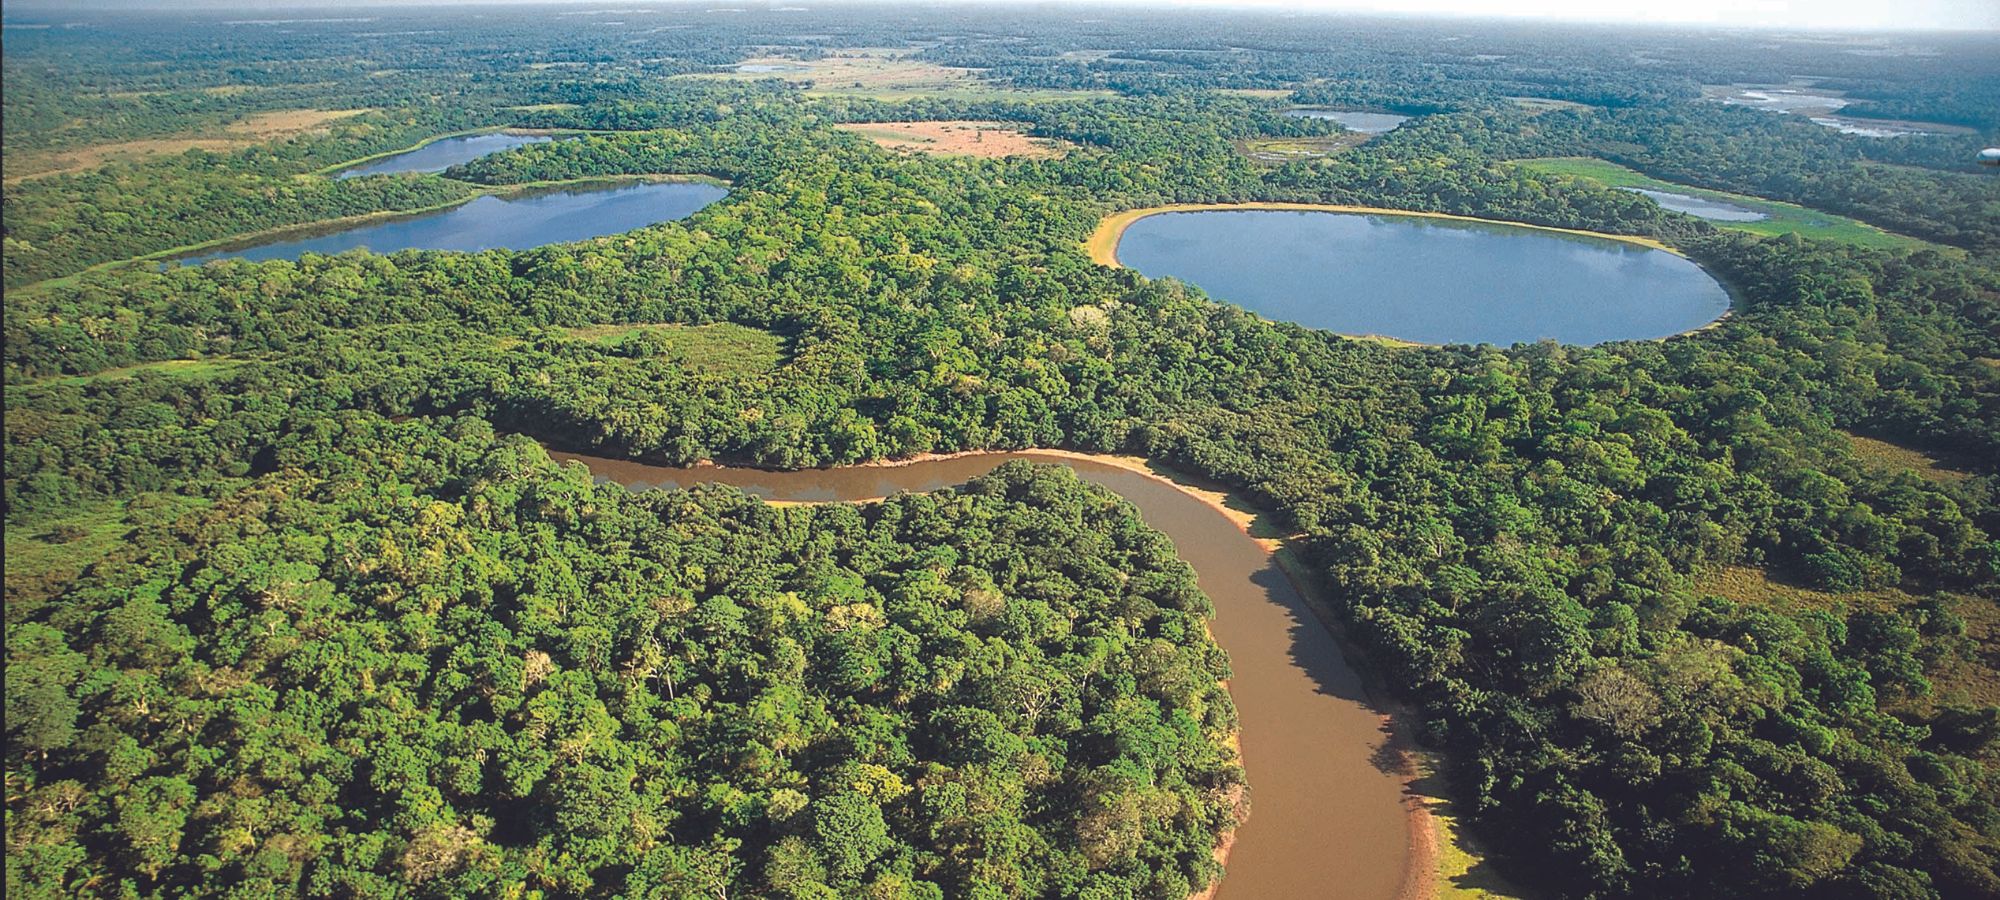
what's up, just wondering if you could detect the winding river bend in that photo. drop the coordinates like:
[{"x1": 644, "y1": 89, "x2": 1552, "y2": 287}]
[{"x1": 554, "y1": 449, "x2": 1414, "y2": 900}]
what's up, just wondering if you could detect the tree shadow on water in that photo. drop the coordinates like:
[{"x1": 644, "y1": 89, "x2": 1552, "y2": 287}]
[{"x1": 1251, "y1": 564, "x2": 1375, "y2": 707}]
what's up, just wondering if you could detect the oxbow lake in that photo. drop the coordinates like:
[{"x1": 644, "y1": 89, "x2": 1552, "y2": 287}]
[
  {"x1": 335, "y1": 133, "x2": 554, "y2": 178},
  {"x1": 176, "y1": 181, "x2": 727, "y2": 266},
  {"x1": 1114, "y1": 209, "x2": 1731, "y2": 346}
]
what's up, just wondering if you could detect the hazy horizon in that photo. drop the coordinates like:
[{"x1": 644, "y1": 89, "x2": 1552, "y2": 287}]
[{"x1": 5, "y1": 0, "x2": 1997, "y2": 35}]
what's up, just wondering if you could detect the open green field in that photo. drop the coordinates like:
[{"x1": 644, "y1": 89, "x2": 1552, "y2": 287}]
[
  {"x1": 1845, "y1": 430, "x2": 1973, "y2": 483},
  {"x1": 1515, "y1": 157, "x2": 1927, "y2": 250},
  {"x1": 5, "y1": 489, "x2": 228, "y2": 601},
  {"x1": 560, "y1": 322, "x2": 785, "y2": 377},
  {"x1": 33, "y1": 357, "x2": 246, "y2": 387},
  {"x1": 675, "y1": 49, "x2": 1110, "y2": 102}
]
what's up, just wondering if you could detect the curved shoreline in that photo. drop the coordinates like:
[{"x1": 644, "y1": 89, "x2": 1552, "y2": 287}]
[
  {"x1": 309, "y1": 126, "x2": 611, "y2": 177},
  {"x1": 555, "y1": 445, "x2": 1480, "y2": 900},
  {"x1": 1083, "y1": 202, "x2": 1732, "y2": 347},
  {"x1": 163, "y1": 174, "x2": 729, "y2": 263},
  {"x1": 1085, "y1": 202, "x2": 1678, "y2": 269},
  {"x1": 14, "y1": 174, "x2": 730, "y2": 295}
]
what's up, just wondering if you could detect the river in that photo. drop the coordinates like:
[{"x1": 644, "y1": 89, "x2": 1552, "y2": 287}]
[{"x1": 553, "y1": 448, "x2": 1416, "y2": 900}]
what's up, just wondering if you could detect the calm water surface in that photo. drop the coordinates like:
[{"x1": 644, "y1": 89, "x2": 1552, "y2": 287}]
[
  {"x1": 1712, "y1": 86, "x2": 1962, "y2": 137},
  {"x1": 1283, "y1": 109, "x2": 1410, "y2": 133},
  {"x1": 1622, "y1": 187, "x2": 1768, "y2": 222},
  {"x1": 179, "y1": 181, "x2": 727, "y2": 265},
  {"x1": 554, "y1": 449, "x2": 1413, "y2": 900},
  {"x1": 1116, "y1": 209, "x2": 1730, "y2": 345},
  {"x1": 336, "y1": 133, "x2": 553, "y2": 178}
]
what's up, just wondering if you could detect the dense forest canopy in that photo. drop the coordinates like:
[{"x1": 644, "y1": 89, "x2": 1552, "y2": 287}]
[{"x1": 5, "y1": 4, "x2": 1999, "y2": 899}]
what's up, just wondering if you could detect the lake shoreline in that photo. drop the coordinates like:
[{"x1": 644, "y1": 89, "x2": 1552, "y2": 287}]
[
  {"x1": 11, "y1": 174, "x2": 731, "y2": 294},
  {"x1": 309, "y1": 125, "x2": 611, "y2": 177},
  {"x1": 160, "y1": 174, "x2": 728, "y2": 266},
  {"x1": 1084, "y1": 202, "x2": 1677, "y2": 270},
  {"x1": 1086, "y1": 202, "x2": 1729, "y2": 347},
  {"x1": 559, "y1": 444, "x2": 1461, "y2": 900}
]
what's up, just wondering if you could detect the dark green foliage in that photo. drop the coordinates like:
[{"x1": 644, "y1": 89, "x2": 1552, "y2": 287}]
[{"x1": 4, "y1": 435, "x2": 1239, "y2": 898}]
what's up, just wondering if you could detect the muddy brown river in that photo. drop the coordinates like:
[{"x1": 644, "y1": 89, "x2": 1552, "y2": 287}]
[{"x1": 555, "y1": 449, "x2": 1413, "y2": 900}]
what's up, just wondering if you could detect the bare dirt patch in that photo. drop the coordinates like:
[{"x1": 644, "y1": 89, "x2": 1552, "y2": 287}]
[{"x1": 837, "y1": 120, "x2": 1068, "y2": 159}]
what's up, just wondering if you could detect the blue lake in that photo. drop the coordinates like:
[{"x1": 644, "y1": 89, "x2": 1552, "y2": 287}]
[
  {"x1": 1114, "y1": 210, "x2": 1731, "y2": 346},
  {"x1": 178, "y1": 181, "x2": 728, "y2": 265},
  {"x1": 335, "y1": 133, "x2": 553, "y2": 179}
]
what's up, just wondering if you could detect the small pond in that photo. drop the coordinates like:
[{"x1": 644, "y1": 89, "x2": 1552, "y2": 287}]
[
  {"x1": 1621, "y1": 187, "x2": 1768, "y2": 222},
  {"x1": 1282, "y1": 109, "x2": 1410, "y2": 133},
  {"x1": 178, "y1": 181, "x2": 727, "y2": 266},
  {"x1": 1113, "y1": 209, "x2": 1731, "y2": 346}
]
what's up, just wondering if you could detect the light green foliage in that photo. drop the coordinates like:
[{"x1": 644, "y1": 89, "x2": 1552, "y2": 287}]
[{"x1": 1514, "y1": 157, "x2": 1927, "y2": 250}]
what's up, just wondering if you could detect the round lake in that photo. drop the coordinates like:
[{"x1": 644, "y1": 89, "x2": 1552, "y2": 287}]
[
  {"x1": 177, "y1": 181, "x2": 727, "y2": 265},
  {"x1": 1113, "y1": 209, "x2": 1731, "y2": 345},
  {"x1": 335, "y1": 132, "x2": 554, "y2": 179}
]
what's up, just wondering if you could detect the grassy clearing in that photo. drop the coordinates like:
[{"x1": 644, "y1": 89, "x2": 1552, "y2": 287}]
[
  {"x1": 680, "y1": 48, "x2": 1109, "y2": 102},
  {"x1": 560, "y1": 322, "x2": 785, "y2": 377},
  {"x1": 1698, "y1": 565, "x2": 1919, "y2": 614},
  {"x1": 1927, "y1": 596, "x2": 2000, "y2": 708},
  {"x1": 1506, "y1": 97, "x2": 1590, "y2": 114},
  {"x1": 1514, "y1": 157, "x2": 1924, "y2": 250},
  {"x1": 222, "y1": 108, "x2": 371, "y2": 137},
  {"x1": 1703, "y1": 560, "x2": 1994, "y2": 706},
  {"x1": 837, "y1": 120, "x2": 1069, "y2": 159},
  {"x1": 35, "y1": 357, "x2": 247, "y2": 387},
  {"x1": 1423, "y1": 778, "x2": 1534, "y2": 900},
  {"x1": 5, "y1": 490, "x2": 225, "y2": 601},
  {"x1": 6, "y1": 109, "x2": 372, "y2": 183},
  {"x1": 1845, "y1": 431, "x2": 1972, "y2": 483}
]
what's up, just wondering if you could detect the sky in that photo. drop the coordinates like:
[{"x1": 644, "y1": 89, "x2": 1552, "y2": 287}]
[
  {"x1": 1142, "y1": 0, "x2": 2000, "y2": 31},
  {"x1": 13, "y1": 0, "x2": 1999, "y2": 32}
]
